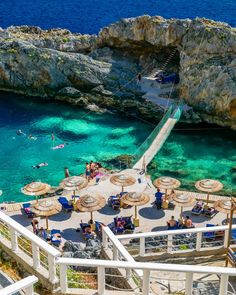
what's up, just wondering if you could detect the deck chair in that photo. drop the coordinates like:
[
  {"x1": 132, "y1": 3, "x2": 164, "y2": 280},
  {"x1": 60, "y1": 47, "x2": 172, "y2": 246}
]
[
  {"x1": 58, "y1": 197, "x2": 74, "y2": 212},
  {"x1": 203, "y1": 224, "x2": 216, "y2": 240},
  {"x1": 50, "y1": 229, "x2": 62, "y2": 246},
  {"x1": 22, "y1": 203, "x2": 35, "y2": 218}
]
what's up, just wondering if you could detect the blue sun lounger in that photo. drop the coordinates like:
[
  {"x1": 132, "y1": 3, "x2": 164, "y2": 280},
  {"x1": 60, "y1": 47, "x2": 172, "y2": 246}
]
[{"x1": 58, "y1": 197, "x2": 73, "y2": 212}]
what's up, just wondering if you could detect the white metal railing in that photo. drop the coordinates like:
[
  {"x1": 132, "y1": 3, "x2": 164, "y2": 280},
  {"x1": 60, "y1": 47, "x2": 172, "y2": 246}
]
[
  {"x1": 57, "y1": 257, "x2": 236, "y2": 295},
  {"x1": 116, "y1": 224, "x2": 236, "y2": 256},
  {"x1": 0, "y1": 275, "x2": 38, "y2": 295},
  {"x1": 102, "y1": 226, "x2": 142, "y2": 278},
  {"x1": 0, "y1": 211, "x2": 61, "y2": 283}
]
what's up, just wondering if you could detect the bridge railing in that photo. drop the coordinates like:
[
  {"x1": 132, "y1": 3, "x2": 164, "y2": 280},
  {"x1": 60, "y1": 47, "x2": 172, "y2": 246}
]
[
  {"x1": 116, "y1": 224, "x2": 236, "y2": 257},
  {"x1": 0, "y1": 211, "x2": 61, "y2": 284},
  {"x1": 131, "y1": 105, "x2": 173, "y2": 167},
  {"x1": 0, "y1": 276, "x2": 38, "y2": 295}
]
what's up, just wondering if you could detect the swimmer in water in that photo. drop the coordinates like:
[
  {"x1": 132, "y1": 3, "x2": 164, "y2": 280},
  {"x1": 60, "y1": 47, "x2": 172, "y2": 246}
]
[
  {"x1": 32, "y1": 162, "x2": 48, "y2": 169},
  {"x1": 28, "y1": 134, "x2": 37, "y2": 140},
  {"x1": 16, "y1": 129, "x2": 26, "y2": 136},
  {"x1": 51, "y1": 143, "x2": 68, "y2": 150}
]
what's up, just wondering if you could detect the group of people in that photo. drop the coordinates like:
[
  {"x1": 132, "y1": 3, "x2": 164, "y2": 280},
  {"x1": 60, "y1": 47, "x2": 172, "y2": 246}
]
[
  {"x1": 155, "y1": 188, "x2": 175, "y2": 209},
  {"x1": 167, "y1": 215, "x2": 194, "y2": 229},
  {"x1": 85, "y1": 161, "x2": 102, "y2": 181}
]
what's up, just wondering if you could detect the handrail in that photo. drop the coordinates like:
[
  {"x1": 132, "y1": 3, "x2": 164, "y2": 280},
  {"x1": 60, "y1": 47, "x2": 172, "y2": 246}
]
[
  {"x1": 116, "y1": 224, "x2": 236, "y2": 240},
  {"x1": 132, "y1": 105, "x2": 173, "y2": 166},
  {"x1": 0, "y1": 211, "x2": 60, "y2": 257},
  {"x1": 57, "y1": 257, "x2": 236, "y2": 276},
  {"x1": 0, "y1": 276, "x2": 38, "y2": 295}
]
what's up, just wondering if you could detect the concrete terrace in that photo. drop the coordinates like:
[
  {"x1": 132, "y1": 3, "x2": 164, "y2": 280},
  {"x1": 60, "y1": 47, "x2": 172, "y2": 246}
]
[{"x1": 3, "y1": 169, "x2": 232, "y2": 244}]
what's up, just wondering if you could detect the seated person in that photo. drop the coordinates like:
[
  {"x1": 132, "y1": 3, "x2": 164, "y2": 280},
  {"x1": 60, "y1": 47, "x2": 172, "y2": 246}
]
[
  {"x1": 117, "y1": 220, "x2": 124, "y2": 230},
  {"x1": 155, "y1": 189, "x2": 163, "y2": 209},
  {"x1": 167, "y1": 216, "x2": 177, "y2": 229},
  {"x1": 162, "y1": 195, "x2": 169, "y2": 209},
  {"x1": 183, "y1": 216, "x2": 194, "y2": 228}
]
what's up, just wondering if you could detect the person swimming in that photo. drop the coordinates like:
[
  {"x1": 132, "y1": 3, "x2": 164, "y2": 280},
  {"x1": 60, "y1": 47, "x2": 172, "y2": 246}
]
[
  {"x1": 28, "y1": 134, "x2": 37, "y2": 140},
  {"x1": 16, "y1": 129, "x2": 26, "y2": 136},
  {"x1": 32, "y1": 162, "x2": 48, "y2": 169},
  {"x1": 51, "y1": 143, "x2": 67, "y2": 150}
]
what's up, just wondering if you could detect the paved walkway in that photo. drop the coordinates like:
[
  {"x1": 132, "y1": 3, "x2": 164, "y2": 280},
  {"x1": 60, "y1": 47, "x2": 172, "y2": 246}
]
[{"x1": 2, "y1": 170, "x2": 232, "y2": 244}]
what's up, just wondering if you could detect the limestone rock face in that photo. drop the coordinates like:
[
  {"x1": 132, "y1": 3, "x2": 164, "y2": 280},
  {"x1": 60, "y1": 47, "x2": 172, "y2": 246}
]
[{"x1": 0, "y1": 16, "x2": 235, "y2": 128}]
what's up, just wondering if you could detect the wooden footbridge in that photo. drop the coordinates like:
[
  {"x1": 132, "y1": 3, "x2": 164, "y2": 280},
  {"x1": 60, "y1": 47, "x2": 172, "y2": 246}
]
[{"x1": 133, "y1": 105, "x2": 182, "y2": 170}]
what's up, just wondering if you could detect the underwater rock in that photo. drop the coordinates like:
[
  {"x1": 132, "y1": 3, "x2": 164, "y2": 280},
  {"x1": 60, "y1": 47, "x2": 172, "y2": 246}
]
[{"x1": 105, "y1": 154, "x2": 134, "y2": 168}]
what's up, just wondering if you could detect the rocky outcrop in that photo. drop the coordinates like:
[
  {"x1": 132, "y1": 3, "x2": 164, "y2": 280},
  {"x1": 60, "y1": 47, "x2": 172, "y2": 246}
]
[{"x1": 0, "y1": 16, "x2": 235, "y2": 128}]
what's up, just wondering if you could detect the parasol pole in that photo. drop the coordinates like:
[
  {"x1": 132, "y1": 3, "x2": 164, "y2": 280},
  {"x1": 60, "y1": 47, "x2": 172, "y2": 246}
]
[
  {"x1": 206, "y1": 193, "x2": 209, "y2": 205},
  {"x1": 226, "y1": 213, "x2": 229, "y2": 225},
  {"x1": 46, "y1": 216, "x2": 49, "y2": 230},
  {"x1": 134, "y1": 206, "x2": 138, "y2": 219},
  {"x1": 90, "y1": 211, "x2": 93, "y2": 224},
  {"x1": 180, "y1": 206, "x2": 183, "y2": 217},
  {"x1": 121, "y1": 186, "x2": 124, "y2": 193}
]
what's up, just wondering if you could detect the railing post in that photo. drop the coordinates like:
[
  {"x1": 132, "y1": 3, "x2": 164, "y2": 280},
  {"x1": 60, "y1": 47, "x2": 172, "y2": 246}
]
[
  {"x1": 113, "y1": 245, "x2": 118, "y2": 260},
  {"x1": 140, "y1": 237, "x2": 145, "y2": 257},
  {"x1": 48, "y1": 254, "x2": 57, "y2": 283},
  {"x1": 9, "y1": 227, "x2": 18, "y2": 252},
  {"x1": 25, "y1": 284, "x2": 34, "y2": 295},
  {"x1": 196, "y1": 232, "x2": 202, "y2": 251},
  {"x1": 98, "y1": 266, "x2": 105, "y2": 295},
  {"x1": 102, "y1": 229, "x2": 108, "y2": 249},
  {"x1": 142, "y1": 270, "x2": 150, "y2": 295},
  {"x1": 219, "y1": 274, "x2": 229, "y2": 295},
  {"x1": 32, "y1": 243, "x2": 40, "y2": 269},
  {"x1": 167, "y1": 234, "x2": 173, "y2": 254},
  {"x1": 126, "y1": 268, "x2": 131, "y2": 281},
  {"x1": 224, "y1": 229, "x2": 229, "y2": 248},
  {"x1": 59, "y1": 264, "x2": 68, "y2": 294},
  {"x1": 185, "y1": 273, "x2": 193, "y2": 295}
]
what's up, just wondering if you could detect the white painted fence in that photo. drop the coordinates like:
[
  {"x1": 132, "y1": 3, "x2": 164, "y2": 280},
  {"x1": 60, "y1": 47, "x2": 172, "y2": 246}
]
[
  {"x1": 0, "y1": 275, "x2": 38, "y2": 295},
  {"x1": 57, "y1": 257, "x2": 236, "y2": 295},
  {"x1": 116, "y1": 224, "x2": 236, "y2": 256},
  {"x1": 0, "y1": 211, "x2": 61, "y2": 283}
]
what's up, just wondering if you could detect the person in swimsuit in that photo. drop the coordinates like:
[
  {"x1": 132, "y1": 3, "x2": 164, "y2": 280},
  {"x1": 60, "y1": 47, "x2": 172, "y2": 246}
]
[
  {"x1": 33, "y1": 162, "x2": 48, "y2": 169},
  {"x1": 85, "y1": 162, "x2": 91, "y2": 180},
  {"x1": 16, "y1": 129, "x2": 25, "y2": 136}
]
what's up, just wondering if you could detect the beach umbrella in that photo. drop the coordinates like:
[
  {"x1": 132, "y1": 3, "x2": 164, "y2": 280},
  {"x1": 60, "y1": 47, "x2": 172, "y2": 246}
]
[
  {"x1": 22, "y1": 182, "x2": 51, "y2": 202},
  {"x1": 171, "y1": 192, "x2": 195, "y2": 217},
  {"x1": 121, "y1": 192, "x2": 150, "y2": 220},
  {"x1": 60, "y1": 176, "x2": 88, "y2": 199},
  {"x1": 153, "y1": 176, "x2": 181, "y2": 195},
  {"x1": 30, "y1": 199, "x2": 62, "y2": 229},
  {"x1": 110, "y1": 174, "x2": 136, "y2": 192},
  {"x1": 214, "y1": 199, "x2": 236, "y2": 224},
  {"x1": 76, "y1": 193, "x2": 106, "y2": 223},
  {"x1": 195, "y1": 179, "x2": 223, "y2": 205}
]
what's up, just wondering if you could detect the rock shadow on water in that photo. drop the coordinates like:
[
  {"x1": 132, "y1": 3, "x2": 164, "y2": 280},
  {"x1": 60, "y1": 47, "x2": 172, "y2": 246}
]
[
  {"x1": 98, "y1": 205, "x2": 120, "y2": 216},
  {"x1": 139, "y1": 207, "x2": 165, "y2": 220},
  {"x1": 59, "y1": 130, "x2": 89, "y2": 141}
]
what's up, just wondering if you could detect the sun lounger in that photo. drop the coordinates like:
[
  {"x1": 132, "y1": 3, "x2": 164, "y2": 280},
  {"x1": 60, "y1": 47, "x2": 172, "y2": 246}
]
[
  {"x1": 203, "y1": 224, "x2": 216, "y2": 240},
  {"x1": 191, "y1": 202, "x2": 204, "y2": 215},
  {"x1": 112, "y1": 216, "x2": 135, "y2": 234},
  {"x1": 58, "y1": 197, "x2": 74, "y2": 212},
  {"x1": 80, "y1": 222, "x2": 96, "y2": 240},
  {"x1": 108, "y1": 196, "x2": 120, "y2": 210},
  {"x1": 203, "y1": 206, "x2": 218, "y2": 218},
  {"x1": 50, "y1": 229, "x2": 62, "y2": 246},
  {"x1": 22, "y1": 203, "x2": 35, "y2": 218}
]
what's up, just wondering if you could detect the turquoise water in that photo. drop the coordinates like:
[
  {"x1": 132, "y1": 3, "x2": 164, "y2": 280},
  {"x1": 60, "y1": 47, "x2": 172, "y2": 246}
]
[
  {"x1": 0, "y1": 93, "x2": 150, "y2": 202},
  {"x1": 0, "y1": 93, "x2": 235, "y2": 202},
  {"x1": 149, "y1": 129, "x2": 236, "y2": 196}
]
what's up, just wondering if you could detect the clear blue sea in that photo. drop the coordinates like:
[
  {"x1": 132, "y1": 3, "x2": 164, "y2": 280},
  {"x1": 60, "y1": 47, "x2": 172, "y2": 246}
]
[
  {"x1": 0, "y1": 1, "x2": 235, "y2": 201},
  {"x1": 0, "y1": 0, "x2": 235, "y2": 33}
]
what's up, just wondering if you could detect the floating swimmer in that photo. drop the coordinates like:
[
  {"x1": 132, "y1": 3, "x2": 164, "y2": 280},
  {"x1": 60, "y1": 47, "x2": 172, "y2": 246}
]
[
  {"x1": 51, "y1": 143, "x2": 67, "y2": 150},
  {"x1": 28, "y1": 134, "x2": 37, "y2": 140},
  {"x1": 32, "y1": 162, "x2": 48, "y2": 169},
  {"x1": 16, "y1": 129, "x2": 26, "y2": 136}
]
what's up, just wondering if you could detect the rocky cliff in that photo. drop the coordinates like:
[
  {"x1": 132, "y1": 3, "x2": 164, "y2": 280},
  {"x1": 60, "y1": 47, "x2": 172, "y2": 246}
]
[{"x1": 0, "y1": 16, "x2": 235, "y2": 128}]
